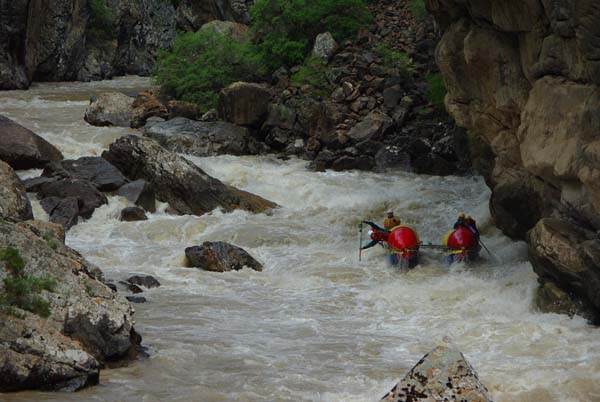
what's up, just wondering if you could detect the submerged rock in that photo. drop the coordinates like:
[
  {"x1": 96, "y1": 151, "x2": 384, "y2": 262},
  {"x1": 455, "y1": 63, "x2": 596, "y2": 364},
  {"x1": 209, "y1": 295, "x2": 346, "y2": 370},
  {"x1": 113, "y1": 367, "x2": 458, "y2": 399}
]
[
  {"x1": 0, "y1": 115, "x2": 63, "y2": 169},
  {"x1": 116, "y1": 179, "x2": 156, "y2": 213},
  {"x1": 102, "y1": 135, "x2": 277, "y2": 216},
  {"x1": 144, "y1": 117, "x2": 254, "y2": 157},
  {"x1": 0, "y1": 221, "x2": 140, "y2": 392},
  {"x1": 84, "y1": 92, "x2": 135, "y2": 127},
  {"x1": 0, "y1": 160, "x2": 33, "y2": 222},
  {"x1": 127, "y1": 275, "x2": 161, "y2": 289},
  {"x1": 381, "y1": 345, "x2": 491, "y2": 402},
  {"x1": 42, "y1": 156, "x2": 127, "y2": 192},
  {"x1": 185, "y1": 241, "x2": 263, "y2": 272},
  {"x1": 120, "y1": 206, "x2": 148, "y2": 222}
]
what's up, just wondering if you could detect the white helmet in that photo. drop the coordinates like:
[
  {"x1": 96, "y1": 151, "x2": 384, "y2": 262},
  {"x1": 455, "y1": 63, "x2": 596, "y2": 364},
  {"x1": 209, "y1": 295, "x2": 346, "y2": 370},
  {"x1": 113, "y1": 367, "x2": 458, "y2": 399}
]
[{"x1": 386, "y1": 210, "x2": 393, "y2": 214}]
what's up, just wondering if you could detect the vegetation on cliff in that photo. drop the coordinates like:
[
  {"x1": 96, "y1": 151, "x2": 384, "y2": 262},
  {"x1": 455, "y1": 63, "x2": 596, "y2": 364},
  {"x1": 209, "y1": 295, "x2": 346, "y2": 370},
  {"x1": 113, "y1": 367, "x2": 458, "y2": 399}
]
[
  {"x1": 154, "y1": 0, "x2": 373, "y2": 108},
  {"x1": 0, "y1": 247, "x2": 56, "y2": 317}
]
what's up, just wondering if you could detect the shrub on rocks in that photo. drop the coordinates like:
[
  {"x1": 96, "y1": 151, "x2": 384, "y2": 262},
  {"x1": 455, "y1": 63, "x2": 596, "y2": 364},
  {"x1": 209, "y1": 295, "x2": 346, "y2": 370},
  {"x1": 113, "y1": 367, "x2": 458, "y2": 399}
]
[{"x1": 153, "y1": 28, "x2": 267, "y2": 110}]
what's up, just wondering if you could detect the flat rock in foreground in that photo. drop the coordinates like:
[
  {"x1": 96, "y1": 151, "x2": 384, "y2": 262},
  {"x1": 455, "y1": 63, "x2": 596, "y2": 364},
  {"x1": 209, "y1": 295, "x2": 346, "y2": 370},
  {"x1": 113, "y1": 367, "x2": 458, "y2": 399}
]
[
  {"x1": 0, "y1": 221, "x2": 140, "y2": 392},
  {"x1": 381, "y1": 345, "x2": 491, "y2": 402},
  {"x1": 102, "y1": 135, "x2": 276, "y2": 216},
  {"x1": 0, "y1": 115, "x2": 63, "y2": 169}
]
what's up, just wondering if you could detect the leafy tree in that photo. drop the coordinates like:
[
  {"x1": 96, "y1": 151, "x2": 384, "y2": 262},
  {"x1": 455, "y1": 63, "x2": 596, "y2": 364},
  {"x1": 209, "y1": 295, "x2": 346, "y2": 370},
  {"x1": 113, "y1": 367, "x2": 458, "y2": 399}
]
[
  {"x1": 153, "y1": 29, "x2": 268, "y2": 109},
  {"x1": 251, "y1": 0, "x2": 372, "y2": 70},
  {"x1": 88, "y1": 0, "x2": 116, "y2": 40}
]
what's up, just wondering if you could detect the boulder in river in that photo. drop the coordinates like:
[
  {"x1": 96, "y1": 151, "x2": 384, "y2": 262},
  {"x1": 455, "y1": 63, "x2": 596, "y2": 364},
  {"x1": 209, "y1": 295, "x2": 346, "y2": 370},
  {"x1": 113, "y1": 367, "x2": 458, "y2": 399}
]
[
  {"x1": 120, "y1": 206, "x2": 148, "y2": 222},
  {"x1": 130, "y1": 91, "x2": 168, "y2": 128},
  {"x1": 84, "y1": 92, "x2": 135, "y2": 127},
  {"x1": 0, "y1": 220, "x2": 140, "y2": 392},
  {"x1": 185, "y1": 241, "x2": 263, "y2": 272},
  {"x1": 0, "y1": 160, "x2": 33, "y2": 222},
  {"x1": 218, "y1": 82, "x2": 271, "y2": 128},
  {"x1": 528, "y1": 218, "x2": 600, "y2": 322},
  {"x1": 144, "y1": 117, "x2": 255, "y2": 157},
  {"x1": 40, "y1": 196, "x2": 80, "y2": 230},
  {"x1": 381, "y1": 345, "x2": 492, "y2": 402},
  {"x1": 36, "y1": 179, "x2": 108, "y2": 219},
  {"x1": 0, "y1": 115, "x2": 63, "y2": 169},
  {"x1": 42, "y1": 156, "x2": 127, "y2": 192},
  {"x1": 116, "y1": 179, "x2": 156, "y2": 213},
  {"x1": 127, "y1": 275, "x2": 161, "y2": 289},
  {"x1": 102, "y1": 135, "x2": 277, "y2": 216}
]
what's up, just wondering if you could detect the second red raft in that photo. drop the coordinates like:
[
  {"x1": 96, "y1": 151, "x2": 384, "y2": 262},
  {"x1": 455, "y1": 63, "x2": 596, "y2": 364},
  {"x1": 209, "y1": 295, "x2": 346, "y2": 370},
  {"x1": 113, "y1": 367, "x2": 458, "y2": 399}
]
[{"x1": 386, "y1": 225, "x2": 420, "y2": 267}]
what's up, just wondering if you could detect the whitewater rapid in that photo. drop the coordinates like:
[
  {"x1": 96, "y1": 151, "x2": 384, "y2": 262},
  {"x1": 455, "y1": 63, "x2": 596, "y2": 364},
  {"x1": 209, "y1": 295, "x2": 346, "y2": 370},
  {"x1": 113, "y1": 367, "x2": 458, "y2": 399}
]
[{"x1": 1, "y1": 78, "x2": 599, "y2": 402}]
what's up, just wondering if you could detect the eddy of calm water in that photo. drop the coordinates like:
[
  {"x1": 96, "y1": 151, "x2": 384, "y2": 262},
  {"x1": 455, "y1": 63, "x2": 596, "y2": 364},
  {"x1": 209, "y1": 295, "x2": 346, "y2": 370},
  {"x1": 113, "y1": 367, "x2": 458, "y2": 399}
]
[{"x1": 1, "y1": 78, "x2": 599, "y2": 402}]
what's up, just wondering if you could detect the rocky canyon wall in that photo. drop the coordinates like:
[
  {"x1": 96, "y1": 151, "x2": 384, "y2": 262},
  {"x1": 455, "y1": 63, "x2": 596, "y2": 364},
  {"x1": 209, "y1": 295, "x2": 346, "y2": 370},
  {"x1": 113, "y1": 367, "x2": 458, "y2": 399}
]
[
  {"x1": 426, "y1": 0, "x2": 600, "y2": 321},
  {"x1": 0, "y1": 0, "x2": 253, "y2": 89}
]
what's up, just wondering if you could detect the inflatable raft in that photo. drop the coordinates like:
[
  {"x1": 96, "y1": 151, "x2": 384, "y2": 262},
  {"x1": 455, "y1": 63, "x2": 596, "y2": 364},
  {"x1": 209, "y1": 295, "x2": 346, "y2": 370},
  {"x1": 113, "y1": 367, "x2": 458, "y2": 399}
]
[
  {"x1": 386, "y1": 225, "x2": 420, "y2": 268},
  {"x1": 442, "y1": 226, "x2": 480, "y2": 264}
]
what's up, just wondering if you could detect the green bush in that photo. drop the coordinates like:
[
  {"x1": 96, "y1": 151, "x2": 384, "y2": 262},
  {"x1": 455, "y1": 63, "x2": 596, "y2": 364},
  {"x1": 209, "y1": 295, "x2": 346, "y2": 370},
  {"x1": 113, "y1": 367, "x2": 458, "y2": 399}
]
[
  {"x1": 0, "y1": 247, "x2": 24, "y2": 274},
  {"x1": 410, "y1": 0, "x2": 427, "y2": 20},
  {"x1": 291, "y1": 57, "x2": 329, "y2": 87},
  {"x1": 88, "y1": 0, "x2": 116, "y2": 40},
  {"x1": 153, "y1": 29, "x2": 267, "y2": 109},
  {"x1": 0, "y1": 248, "x2": 56, "y2": 318},
  {"x1": 376, "y1": 44, "x2": 413, "y2": 77},
  {"x1": 426, "y1": 73, "x2": 447, "y2": 107},
  {"x1": 42, "y1": 232, "x2": 59, "y2": 251},
  {"x1": 251, "y1": 0, "x2": 372, "y2": 70}
]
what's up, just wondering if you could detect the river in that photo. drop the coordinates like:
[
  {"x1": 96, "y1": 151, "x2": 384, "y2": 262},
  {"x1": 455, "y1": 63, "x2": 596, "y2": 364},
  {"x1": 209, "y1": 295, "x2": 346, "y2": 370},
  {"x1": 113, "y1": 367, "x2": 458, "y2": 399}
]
[{"x1": 1, "y1": 77, "x2": 599, "y2": 402}]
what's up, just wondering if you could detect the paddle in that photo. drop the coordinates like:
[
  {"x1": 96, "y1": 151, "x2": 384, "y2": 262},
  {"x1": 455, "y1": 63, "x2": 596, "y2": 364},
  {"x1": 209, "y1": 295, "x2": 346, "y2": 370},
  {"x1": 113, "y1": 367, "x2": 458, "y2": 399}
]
[{"x1": 358, "y1": 221, "x2": 363, "y2": 261}]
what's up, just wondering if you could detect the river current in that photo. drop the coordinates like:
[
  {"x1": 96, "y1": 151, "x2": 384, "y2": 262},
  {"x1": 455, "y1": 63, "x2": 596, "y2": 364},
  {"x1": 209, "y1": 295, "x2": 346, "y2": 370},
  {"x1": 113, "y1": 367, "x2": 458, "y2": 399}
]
[{"x1": 1, "y1": 77, "x2": 599, "y2": 402}]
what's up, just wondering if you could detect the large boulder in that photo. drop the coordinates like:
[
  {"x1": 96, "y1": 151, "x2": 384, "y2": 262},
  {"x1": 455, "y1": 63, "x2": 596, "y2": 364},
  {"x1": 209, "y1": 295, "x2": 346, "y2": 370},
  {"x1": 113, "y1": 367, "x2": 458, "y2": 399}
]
[
  {"x1": 40, "y1": 197, "x2": 80, "y2": 230},
  {"x1": 127, "y1": 275, "x2": 161, "y2": 288},
  {"x1": 84, "y1": 92, "x2": 135, "y2": 127},
  {"x1": 346, "y1": 112, "x2": 393, "y2": 143},
  {"x1": 102, "y1": 135, "x2": 276, "y2": 215},
  {"x1": 0, "y1": 221, "x2": 140, "y2": 391},
  {"x1": 185, "y1": 241, "x2": 263, "y2": 272},
  {"x1": 0, "y1": 115, "x2": 63, "y2": 169},
  {"x1": 381, "y1": 345, "x2": 492, "y2": 402},
  {"x1": 0, "y1": 160, "x2": 33, "y2": 222},
  {"x1": 130, "y1": 91, "x2": 168, "y2": 128},
  {"x1": 36, "y1": 179, "x2": 108, "y2": 219},
  {"x1": 218, "y1": 82, "x2": 271, "y2": 128},
  {"x1": 0, "y1": 0, "x2": 30, "y2": 89},
  {"x1": 528, "y1": 218, "x2": 600, "y2": 322},
  {"x1": 42, "y1": 157, "x2": 128, "y2": 192},
  {"x1": 144, "y1": 117, "x2": 255, "y2": 157}
]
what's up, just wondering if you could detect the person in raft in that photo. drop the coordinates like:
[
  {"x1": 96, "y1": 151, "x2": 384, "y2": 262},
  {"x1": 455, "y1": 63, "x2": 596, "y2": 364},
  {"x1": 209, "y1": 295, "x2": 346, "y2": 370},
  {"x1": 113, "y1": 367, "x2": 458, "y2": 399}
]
[
  {"x1": 453, "y1": 213, "x2": 480, "y2": 238},
  {"x1": 361, "y1": 220, "x2": 390, "y2": 250},
  {"x1": 383, "y1": 210, "x2": 401, "y2": 230}
]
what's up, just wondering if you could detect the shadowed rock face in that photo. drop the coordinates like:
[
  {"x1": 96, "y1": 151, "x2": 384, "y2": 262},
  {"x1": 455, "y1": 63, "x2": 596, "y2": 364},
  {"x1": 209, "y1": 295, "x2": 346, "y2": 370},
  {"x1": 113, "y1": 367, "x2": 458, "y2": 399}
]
[
  {"x1": 102, "y1": 135, "x2": 277, "y2": 216},
  {"x1": 427, "y1": 0, "x2": 600, "y2": 320},
  {"x1": 0, "y1": 115, "x2": 63, "y2": 169},
  {"x1": 381, "y1": 345, "x2": 491, "y2": 402},
  {"x1": 0, "y1": 160, "x2": 33, "y2": 222},
  {"x1": 0, "y1": 221, "x2": 140, "y2": 391}
]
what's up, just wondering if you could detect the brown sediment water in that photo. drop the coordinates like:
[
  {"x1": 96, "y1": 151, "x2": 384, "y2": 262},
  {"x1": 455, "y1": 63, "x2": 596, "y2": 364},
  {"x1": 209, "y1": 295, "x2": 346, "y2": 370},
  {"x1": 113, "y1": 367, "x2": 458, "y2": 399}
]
[{"x1": 1, "y1": 77, "x2": 599, "y2": 402}]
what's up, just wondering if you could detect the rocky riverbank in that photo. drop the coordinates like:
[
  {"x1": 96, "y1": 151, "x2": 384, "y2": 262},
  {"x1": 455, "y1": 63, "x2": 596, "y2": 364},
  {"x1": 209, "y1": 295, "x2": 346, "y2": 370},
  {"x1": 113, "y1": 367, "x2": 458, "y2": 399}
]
[{"x1": 426, "y1": 0, "x2": 600, "y2": 322}]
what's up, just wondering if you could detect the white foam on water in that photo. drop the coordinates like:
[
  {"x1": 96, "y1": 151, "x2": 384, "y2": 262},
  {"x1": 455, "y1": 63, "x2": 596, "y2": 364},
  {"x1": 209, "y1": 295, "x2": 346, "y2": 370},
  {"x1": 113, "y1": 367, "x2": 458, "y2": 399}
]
[{"x1": 2, "y1": 80, "x2": 600, "y2": 402}]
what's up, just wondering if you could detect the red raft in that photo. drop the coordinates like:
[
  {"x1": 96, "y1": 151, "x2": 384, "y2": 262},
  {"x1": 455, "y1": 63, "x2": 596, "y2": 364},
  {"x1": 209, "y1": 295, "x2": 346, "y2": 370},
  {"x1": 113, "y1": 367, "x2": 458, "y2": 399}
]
[
  {"x1": 386, "y1": 225, "x2": 420, "y2": 268},
  {"x1": 442, "y1": 226, "x2": 480, "y2": 263}
]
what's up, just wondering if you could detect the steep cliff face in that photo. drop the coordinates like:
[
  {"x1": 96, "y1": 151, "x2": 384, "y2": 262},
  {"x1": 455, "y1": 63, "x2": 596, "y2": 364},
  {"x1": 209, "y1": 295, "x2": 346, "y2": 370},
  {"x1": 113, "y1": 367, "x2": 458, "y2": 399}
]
[
  {"x1": 427, "y1": 0, "x2": 600, "y2": 320},
  {"x1": 0, "y1": 0, "x2": 252, "y2": 88}
]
